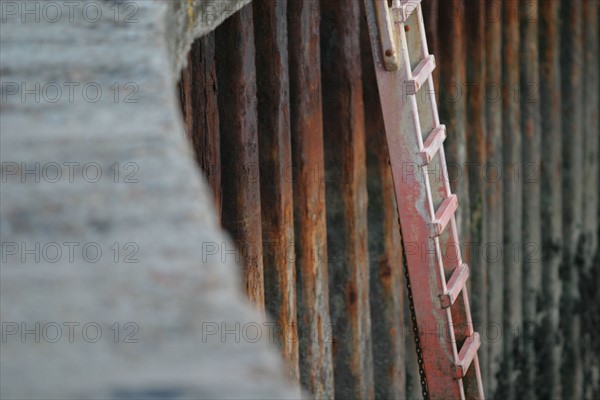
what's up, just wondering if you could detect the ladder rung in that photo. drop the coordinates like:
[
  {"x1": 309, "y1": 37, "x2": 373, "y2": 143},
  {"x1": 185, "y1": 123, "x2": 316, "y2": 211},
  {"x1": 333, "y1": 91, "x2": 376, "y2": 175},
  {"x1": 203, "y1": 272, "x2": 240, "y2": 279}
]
[
  {"x1": 440, "y1": 263, "x2": 469, "y2": 309},
  {"x1": 453, "y1": 333, "x2": 481, "y2": 379},
  {"x1": 419, "y1": 124, "x2": 446, "y2": 165},
  {"x1": 429, "y1": 194, "x2": 458, "y2": 237},
  {"x1": 405, "y1": 54, "x2": 435, "y2": 95},
  {"x1": 395, "y1": 0, "x2": 422, "y2": 23}
]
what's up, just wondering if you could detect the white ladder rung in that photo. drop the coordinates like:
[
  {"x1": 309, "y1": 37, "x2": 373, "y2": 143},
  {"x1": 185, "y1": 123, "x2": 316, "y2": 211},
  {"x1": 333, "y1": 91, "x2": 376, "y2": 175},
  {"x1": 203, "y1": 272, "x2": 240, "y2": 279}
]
[
  {"x1": 453, "y1": 333, "x2": 481, "y2": 379},
  {"x1": 406, "y1": 54, "x2": 435, "y2": 95},
  {"x1": 429, "y1": 194, "x2": 457, "y2": 237},
  {"x1": 440, "y1": 263, "x2": 469, "y2": 309},
  {"x1": 419, "y1": 124, "x2": 446, "y2": 165}
]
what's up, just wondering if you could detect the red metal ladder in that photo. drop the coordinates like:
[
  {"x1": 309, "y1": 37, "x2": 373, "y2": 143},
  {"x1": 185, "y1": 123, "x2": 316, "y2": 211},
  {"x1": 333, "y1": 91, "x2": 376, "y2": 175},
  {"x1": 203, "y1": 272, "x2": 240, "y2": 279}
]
[{"x1": 364, "y1": 1, "x2": 485, "y2": 399}]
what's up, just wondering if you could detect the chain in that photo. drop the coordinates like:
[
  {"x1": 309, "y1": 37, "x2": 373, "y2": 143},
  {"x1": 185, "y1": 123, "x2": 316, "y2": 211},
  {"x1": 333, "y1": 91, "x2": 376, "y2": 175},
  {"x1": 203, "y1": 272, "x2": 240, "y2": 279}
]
[{"x1": 401, "y1": 234, "x2": 430, "y2": 400}]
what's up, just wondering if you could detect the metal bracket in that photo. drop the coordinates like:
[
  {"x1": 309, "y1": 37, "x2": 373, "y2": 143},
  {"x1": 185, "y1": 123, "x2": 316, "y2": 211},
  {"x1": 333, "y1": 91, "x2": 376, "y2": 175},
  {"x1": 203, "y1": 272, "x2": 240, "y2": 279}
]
[{"x1": 374, "y1": 0, "x2": 399, "y2": 71}]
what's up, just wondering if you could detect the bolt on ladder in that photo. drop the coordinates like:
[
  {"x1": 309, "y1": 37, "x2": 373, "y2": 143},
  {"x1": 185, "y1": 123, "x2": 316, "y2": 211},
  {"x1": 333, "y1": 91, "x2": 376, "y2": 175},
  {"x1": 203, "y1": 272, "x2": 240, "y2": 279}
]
[{"x1": 364, "y1": 1, "x2": 485, "y2": 399}]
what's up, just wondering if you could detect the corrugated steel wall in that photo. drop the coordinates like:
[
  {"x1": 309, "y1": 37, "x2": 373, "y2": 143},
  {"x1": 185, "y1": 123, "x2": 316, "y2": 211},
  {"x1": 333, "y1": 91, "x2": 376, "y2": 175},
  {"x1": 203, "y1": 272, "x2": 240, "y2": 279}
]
[{"x1": 179, "y1": 0, "x2": 599, "y2": 398}]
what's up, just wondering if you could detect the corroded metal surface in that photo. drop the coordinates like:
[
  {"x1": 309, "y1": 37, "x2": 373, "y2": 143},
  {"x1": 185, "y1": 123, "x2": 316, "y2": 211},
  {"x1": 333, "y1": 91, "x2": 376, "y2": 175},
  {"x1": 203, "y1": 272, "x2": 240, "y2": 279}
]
[
  {"x1": 520, "y1": 1, "x2": 541, "y2": 398},
  {"x1": 484, "y1": 0, "x2": 504, "y2": 396},
  {"x1": 180, "y1": 32, "x2": 222, "y2": 219},
  {"x1": 252, "y1": 0, "x2": 299, "y2": 387},
  {"x1": 560, "y1": 1, "x2": 584, "y2": 398},
  {"x1": 501, "y1": 1, "x2": 522, "y2": 397},
  {"x1": 321, "y1": 1, "x2": 374, "y2": 398},
  {"x1": 287, "y1": 1, "x2": 334, "y2": 397},
  {"x1": 465, "y1": 0, "x2": 488, "y2": 390},
  {"x1": 538, "y1": 3, "x2": 563, "y2": 397},
  {"x1": 437, "y1": 0, "x2": 471, "y2": 249},
  {"x1": 216, "y1": 5, "x2": 265, "y2": 308}
]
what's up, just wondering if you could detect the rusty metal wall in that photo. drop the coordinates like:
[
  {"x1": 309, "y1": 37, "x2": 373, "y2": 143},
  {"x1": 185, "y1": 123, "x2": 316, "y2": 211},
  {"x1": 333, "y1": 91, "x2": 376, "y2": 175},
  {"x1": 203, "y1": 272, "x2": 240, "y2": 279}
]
[
  {"x1": 428, "y1": 1, "x2": 599, "y2": 399},
  {"x1": 179, "y1": 0, "x2": 600, "y2": 398}
]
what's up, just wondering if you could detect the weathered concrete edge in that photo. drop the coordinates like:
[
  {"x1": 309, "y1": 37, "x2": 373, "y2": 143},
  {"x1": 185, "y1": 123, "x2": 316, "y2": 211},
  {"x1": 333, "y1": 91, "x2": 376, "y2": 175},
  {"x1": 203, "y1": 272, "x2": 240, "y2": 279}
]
[
  {"x1": 167, "y1": 0, "x2": 253, "y2": 78},
  {"x1": 2, "y1": 0, "x2": 304, "y2": 398}
]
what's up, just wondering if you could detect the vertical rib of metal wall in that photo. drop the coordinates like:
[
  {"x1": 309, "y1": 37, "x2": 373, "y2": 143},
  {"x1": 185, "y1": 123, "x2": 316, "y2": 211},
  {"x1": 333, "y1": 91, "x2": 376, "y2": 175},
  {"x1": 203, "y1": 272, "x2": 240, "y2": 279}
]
[
  {"x1": 465, "y1": 0, "x2": 488, "y2": 392},
  {"x1": 520, "y1": 1, "x2": 541, "y2": 398},
  {"x1": 484, "y1": 1, "x2": 504, "y2": 397},
  {"x1": 215, "y1": 5, "x2": 264, "y2": 308},
  {"x1": 320, "y1": 1, "x2": 374, "y2": 398},
  {"x1": 253, "y1": 0, "x2": 299, "y2": 389},
  {"x1": 501, "y1": 1, "x2": 523, "y2": 398},
  {"x1": 179, "y1": 33, "x2": 222, "y2": 219},
  {"x1": 438, "y1": 0, "x2": 470, "y2": 251},
  {"x1": 538, "y1": 1, "x2": 563, "y2": 398},
  {"x1": 288, "y1": 1, "x2": 334, "y2": 397},
  {"x1": 560, "y1": 1, "x2": 584, "y2": 398}
]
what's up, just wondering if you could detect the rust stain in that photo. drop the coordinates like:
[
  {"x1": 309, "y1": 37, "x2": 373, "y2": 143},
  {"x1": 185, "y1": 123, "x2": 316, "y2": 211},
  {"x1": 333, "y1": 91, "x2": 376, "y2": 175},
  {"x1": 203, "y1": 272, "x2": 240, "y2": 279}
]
[
  {"x1": 347, "y1": 282, "x2": 358, "y2": 307},
  {"x1": 288, "y1": 1, "x2": 334, "y2": 398},
  {"x1": 379, "y1": 258, "x2": 392, "y2": 280},
  {"x1": 215, "y1": 5, "x2": 264, "y2": 308}
]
